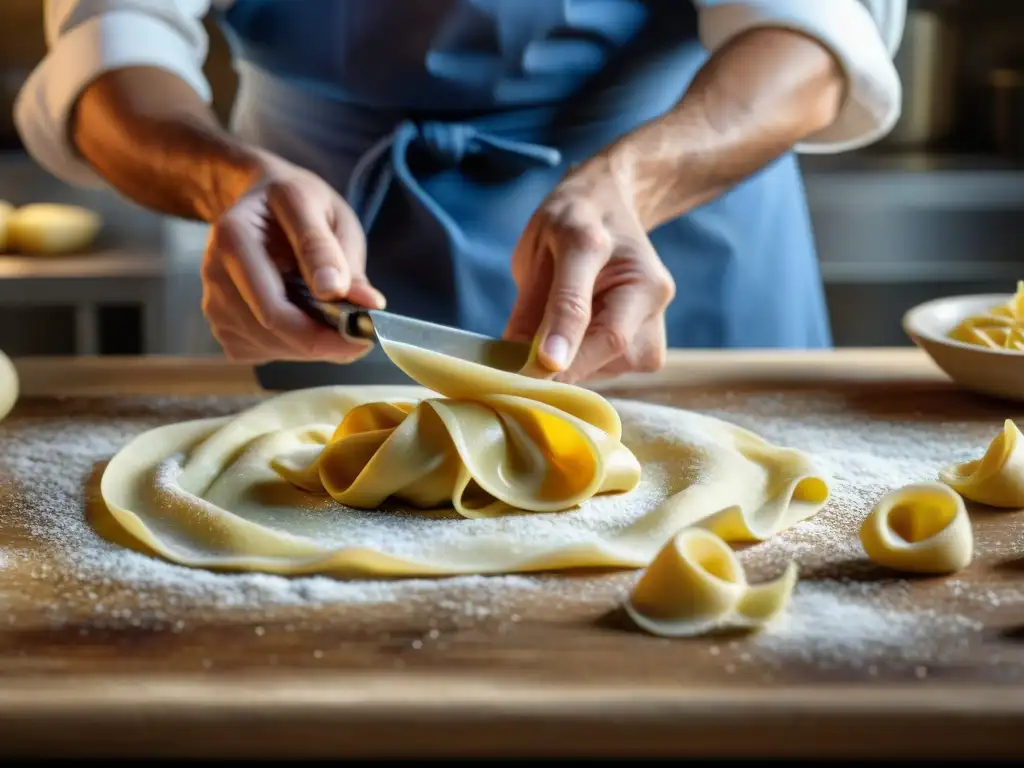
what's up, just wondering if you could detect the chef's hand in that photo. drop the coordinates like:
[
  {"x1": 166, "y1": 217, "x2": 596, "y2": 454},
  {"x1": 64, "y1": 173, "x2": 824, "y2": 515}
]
[
  {"x1": 201, "y1": 154, "x2": 386, "y2": 363},
  {"x1": 504, "y1": 153, "x2": 675, "y2": 384}
]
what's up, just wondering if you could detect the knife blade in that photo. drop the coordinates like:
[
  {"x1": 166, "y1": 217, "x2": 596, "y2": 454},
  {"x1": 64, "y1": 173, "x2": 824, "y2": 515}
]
[{"x1": 282, "y1": 270, "x2": 534, "y2": 373}]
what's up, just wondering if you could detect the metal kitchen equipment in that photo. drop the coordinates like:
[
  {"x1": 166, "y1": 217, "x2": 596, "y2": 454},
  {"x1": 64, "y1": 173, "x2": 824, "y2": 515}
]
[
  {"x1": 281, "y1": 270, "x2": 532, "y2": 372},
  {"x1": 880, "y1": 7, "x2": 961, "y2": 149},
  {"x1": 255, "y1": 271, "x2": 534, "y2": 392},
  {"x1": 988, "y1": 64, "x2": 1024, "y2": 158}
]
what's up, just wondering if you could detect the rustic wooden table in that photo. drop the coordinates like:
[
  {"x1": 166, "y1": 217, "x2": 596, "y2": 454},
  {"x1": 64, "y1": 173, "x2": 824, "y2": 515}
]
[{"x1": 1, "y1": 349, "x2": 1023, "y2": 759}]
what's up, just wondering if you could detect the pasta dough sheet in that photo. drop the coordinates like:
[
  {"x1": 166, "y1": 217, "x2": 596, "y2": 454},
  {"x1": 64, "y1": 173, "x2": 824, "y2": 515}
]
[{"x1": 99, "y1": 342, "x2": 831, "y2": 578}]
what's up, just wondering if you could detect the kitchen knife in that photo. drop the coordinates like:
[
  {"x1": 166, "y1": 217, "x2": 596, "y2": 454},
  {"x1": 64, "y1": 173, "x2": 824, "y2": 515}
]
[{"x1": 282, "y1": 270, "x2": 535, "y2": 373}]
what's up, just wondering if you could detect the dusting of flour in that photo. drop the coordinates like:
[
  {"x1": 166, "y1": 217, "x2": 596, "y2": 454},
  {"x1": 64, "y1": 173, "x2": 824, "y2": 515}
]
[{"x1": 0, "y1": 391, "x2": 1019, "y2": 674}]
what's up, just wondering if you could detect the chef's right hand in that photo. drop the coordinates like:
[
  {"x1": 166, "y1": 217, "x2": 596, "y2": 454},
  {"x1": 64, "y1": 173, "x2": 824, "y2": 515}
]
[{"x1": 200, "y1": 154, "x2": 386, "y2": 363}]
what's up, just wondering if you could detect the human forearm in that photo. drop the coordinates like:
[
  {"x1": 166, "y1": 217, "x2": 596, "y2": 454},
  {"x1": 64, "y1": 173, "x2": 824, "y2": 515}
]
[
  {"x1": 71, "y1": 66, "x2": 263, "y2": 222},
  {"x1": 607, "y1": 27, "x2": 845, "y2": 231}
]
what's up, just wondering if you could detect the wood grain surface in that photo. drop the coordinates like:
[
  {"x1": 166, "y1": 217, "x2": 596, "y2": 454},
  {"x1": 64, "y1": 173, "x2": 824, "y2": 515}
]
[{"x1": 2, "y1": 349, "x2": 1024, "y2": 759}]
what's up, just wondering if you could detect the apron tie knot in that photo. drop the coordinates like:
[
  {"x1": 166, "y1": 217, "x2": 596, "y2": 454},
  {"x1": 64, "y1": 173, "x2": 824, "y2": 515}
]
[{"x1": 347, "y1": 119, "x2": 562, "y2": 233}]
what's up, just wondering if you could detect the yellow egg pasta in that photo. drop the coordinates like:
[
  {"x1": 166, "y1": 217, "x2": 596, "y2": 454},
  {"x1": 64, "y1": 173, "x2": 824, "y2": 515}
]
[
  {"x1": 948, "y1": 281, "x2": 1024, "y2": 351},
  {"x1": 859, "y1": 482, "x2": 973, "y2": 574},
  {"x1": 98, "y1": 337, "x2": 831, "y2": 578},
  {"x1": 624, "y1": 528, "x2": 798, "y2": 638}
]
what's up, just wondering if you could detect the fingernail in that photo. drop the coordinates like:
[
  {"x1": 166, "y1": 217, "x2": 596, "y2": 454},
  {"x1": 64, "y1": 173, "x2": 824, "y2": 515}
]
[
  {"x1": 541, "y1": 334, "x2": 571, "y2": 369},
  {"x1": 370, "y1": 288, "x2": 387, "y2": 310},
  {"x1": 313, "y1": 266, "x2": 345, "y2": 297}
]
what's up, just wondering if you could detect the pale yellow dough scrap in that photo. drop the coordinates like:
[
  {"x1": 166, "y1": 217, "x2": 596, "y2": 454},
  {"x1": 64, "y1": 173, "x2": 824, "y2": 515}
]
[
  {"x1": 624, "y1": 528, "x2": 797, "y2": 638},
  {"x1": 98, "y1": 336, "x2": 832, "y2": 578},
  {"x1": 5, "y1": 203, "x2": 102, "y2": 254},
  {"x1": 939, "y1": 419, "x2": 1024, "y2": 508},
  {"x1": 859, "y1": 482, "x2": 973, "y2": 575}
]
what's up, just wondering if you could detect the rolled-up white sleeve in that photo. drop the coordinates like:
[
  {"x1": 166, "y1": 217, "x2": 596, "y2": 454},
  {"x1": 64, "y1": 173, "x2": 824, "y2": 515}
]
[
  {"x1": 14, "y1": 0, "x2": 214, "y2": 188},
  {"x1": 694, "y1": 0, "x2": 906, "y2": 154}
]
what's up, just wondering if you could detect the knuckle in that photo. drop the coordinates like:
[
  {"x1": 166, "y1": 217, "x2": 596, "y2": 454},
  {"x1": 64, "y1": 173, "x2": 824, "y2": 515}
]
[
  {"x1": 638, "y1": 345, "x2": 666, "y2": 373},
  {"x1": 651, "y1": 271, "x2": 676, "y2": 307},
  {"x1": 594, "y1": 324, "x2": 631, "y2": 357},
  {"x1": 267, "y1": 178, "x2": 306, "y2": 208},
  {"x1": 257, "y1": 304, "x2": 290, "y2": 331},
  {"x1": 200, "y1": 291, "x2": 216, "y2": 319},
  {"x1": 202, "y1": 233, "x2": 229, "y2": 269},
  {"x1": 556, "y1": 221, "x2": 609, "y2": 253},
  {"x1": 295, "y1": 228, "x2": 337, "y2": 263},
  {"x1": 537, "y1": 197, "x2": 566, "y2": 222},
  {"x1": 549, "y1": 289, "x2": 591, "y2": 328},
  {"x1": 199, "y1": 257, "x2": 217, "y2": 283},
  {"x1": 201, "y1": 282, "x2": 228, "y2": 318}
]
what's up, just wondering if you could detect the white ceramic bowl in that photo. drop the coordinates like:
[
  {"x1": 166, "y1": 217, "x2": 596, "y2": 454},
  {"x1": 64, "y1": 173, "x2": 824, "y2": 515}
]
[{"x1": 902, "y1": 293, "x2": 1024, "y2": 401}]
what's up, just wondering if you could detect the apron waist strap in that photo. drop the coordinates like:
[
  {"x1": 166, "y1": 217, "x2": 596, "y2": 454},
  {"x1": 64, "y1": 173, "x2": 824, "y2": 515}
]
[{"x1": 347, "y1": 120, "x2": 562, "y2": 235}]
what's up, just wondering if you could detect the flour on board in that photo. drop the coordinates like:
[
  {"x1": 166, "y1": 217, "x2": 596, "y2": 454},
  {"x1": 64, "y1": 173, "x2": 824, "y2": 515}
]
[{"x1": 0, "y1": 391, "x2": 1016, "y2": 672}]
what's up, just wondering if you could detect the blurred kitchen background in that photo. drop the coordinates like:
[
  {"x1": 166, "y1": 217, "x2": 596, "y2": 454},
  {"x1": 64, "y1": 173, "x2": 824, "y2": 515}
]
[{"x1": 0, "y1": 0, "x2": 1022, "y2": 355}]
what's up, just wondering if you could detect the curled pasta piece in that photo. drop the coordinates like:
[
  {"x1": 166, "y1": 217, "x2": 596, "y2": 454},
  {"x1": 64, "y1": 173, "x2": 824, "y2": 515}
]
[
  {"x1": 624, "y1": 528, "x2": 797, "y2": 638},
  {"x1": 939, "y1": 420, "x2": 1024, "y2": 508},
  {"x1": 859, "y1": 482, "x2": 973, "y2": 574}
]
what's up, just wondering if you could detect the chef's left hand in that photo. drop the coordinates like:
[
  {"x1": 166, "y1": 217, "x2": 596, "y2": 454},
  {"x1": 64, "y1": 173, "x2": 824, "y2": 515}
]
[{"x1": 503, "y1": 153, "x2": 675, "y2": 384}]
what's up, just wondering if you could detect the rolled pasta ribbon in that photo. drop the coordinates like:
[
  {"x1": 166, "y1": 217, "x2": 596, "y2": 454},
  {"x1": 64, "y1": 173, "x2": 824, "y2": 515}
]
[
  {"x1": 939, "y1": 419, "x2": 1024, "y2": 508},
  {"x1": 624, "y1": 528, "x2": 797, "y2": 638},
  {"x1": 272, "y1": 340, "x2": 641, "y2": 518},
  {"x1": 859, "y1": 482, "x2": 973, "y2": 574}
]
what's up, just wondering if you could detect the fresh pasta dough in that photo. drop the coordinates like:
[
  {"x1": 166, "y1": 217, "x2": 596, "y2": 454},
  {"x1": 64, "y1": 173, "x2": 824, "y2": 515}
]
[
  {"x1": 624, "y1": 528, "x2": 797, "y2": 637},
  {"x1": 859, "y1": 482, "x2": 973, "y2": 574},
  {"x1": 939, "y1": 419, "x2": 1024, "y2": 508},
  {"x1": 271, "y1": 341, "x2": 642, "y2": 518},
  {"x1": 98, "y1": 338, "x2": 831, "y2": 577},
  {"x1": 948, "y1": 281, "x2": 1024, "y2": 351}
]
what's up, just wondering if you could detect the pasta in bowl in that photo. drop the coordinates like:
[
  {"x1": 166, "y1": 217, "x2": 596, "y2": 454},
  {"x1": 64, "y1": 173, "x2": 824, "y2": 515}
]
[{"x1": 903, "y1": 284, "x2": 1024, "y2": 402}]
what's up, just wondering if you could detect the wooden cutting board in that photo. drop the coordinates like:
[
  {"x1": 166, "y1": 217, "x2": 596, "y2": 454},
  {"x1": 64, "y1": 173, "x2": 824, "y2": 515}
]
[{"x1": 1, "y1": 350, "x2": 1023, "y2": 759}]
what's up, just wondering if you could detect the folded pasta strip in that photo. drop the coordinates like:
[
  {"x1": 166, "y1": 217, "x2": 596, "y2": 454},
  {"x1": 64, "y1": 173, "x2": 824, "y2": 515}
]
[
  {"x1": 272, "y1": 389, "x2": 641, "y2": 518},
  {"x1": 939, "y1": 419, "x2": 1024, "y2": 509}
]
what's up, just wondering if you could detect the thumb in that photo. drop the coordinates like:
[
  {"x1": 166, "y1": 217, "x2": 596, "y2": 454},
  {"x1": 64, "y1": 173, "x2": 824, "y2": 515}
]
[
  {"x1": 534, "y1": 242, "x2": 607, "y2": 372},
  {"x1": 267, "y1": 179, "x2": 351, "y2": 300}
]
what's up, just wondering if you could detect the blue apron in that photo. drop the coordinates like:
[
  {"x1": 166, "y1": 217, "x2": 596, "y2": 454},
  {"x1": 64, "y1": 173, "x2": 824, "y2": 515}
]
[{"x1": 215, "y1": 0, "x2": 831, "y2": 389}]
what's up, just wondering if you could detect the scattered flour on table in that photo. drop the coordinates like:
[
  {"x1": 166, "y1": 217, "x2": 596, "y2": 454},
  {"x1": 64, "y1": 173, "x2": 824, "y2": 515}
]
[{"x1": 0, "y1": 392, "x2": 1016, "y2": 670}]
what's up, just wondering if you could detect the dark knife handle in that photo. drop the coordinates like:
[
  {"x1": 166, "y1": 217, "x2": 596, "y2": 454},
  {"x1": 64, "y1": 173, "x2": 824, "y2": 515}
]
[{"x1": 281, "y1": 269, "x2": 377, "y2": 341}]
